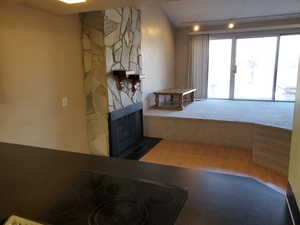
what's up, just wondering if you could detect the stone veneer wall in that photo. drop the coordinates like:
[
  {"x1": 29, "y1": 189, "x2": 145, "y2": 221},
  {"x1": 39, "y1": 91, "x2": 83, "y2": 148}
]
[
  {"x1": 104, "y1": 8, "x2": 143, "y2": 112},
  {"x1": 80, "y1": 8, "x2": 142, "y2": 155},
  {"x1": 81, "y1": 12, "x2": 110, "y2": 156}
]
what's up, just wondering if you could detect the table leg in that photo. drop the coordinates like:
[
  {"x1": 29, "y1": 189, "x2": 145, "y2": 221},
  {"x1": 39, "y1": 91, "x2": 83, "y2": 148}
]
[
  {"x1": 191, "y1": 92, "x2": 195, "y2": 102},
  {"x1": 155, "y1": 94, "x2": 159, "y2": 107},
  {"x1": 179, "y1": 94, "x2": 184, "y2": 110},
  {"x1": 170, "y1": 94, "x2": 174, "y2": 104}
]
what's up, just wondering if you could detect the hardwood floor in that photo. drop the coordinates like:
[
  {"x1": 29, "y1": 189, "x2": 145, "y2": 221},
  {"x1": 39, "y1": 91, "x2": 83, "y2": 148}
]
[{"x1": 141, "y1": 140, "x2": 288, "y2": 190}]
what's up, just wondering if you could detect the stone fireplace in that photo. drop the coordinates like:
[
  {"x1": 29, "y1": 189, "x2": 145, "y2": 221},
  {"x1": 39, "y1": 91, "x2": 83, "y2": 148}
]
[
  {"x1": 81, "y1": 9, "x2": 160, "y2": 157},
  {"x1": 81, "y1": 8, "x2": 143, "y2": 156}
]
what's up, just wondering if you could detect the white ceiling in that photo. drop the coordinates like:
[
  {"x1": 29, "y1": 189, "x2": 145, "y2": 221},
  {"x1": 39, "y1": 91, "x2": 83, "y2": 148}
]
[
  {"x1": 2, "y1": 0, "x2": 136, "y2": 15},
  {"x1": 2, "y1": 0, "x2": 172, "y2": 15},
  {"x1": 161, "y1": 0, "x2": 300, "y2": 27},
  {"x1": 5, "y1": 0, "x2": 300, "y2": 26}
]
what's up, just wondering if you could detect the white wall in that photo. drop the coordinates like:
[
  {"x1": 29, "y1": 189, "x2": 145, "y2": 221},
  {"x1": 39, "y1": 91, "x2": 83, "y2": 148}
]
[
  {"x1": 139, "y1": 0, "x2": 176, "y2": 109},
  {"x1": 289, "y1": 60, "x2": 300, "y2": 205},
  {"x1": 0, "y1": 3, "x2": 89, "y2": 154},
  {"x1": 0, "y1": 1, "x2": 175, "y2": 153},
  {"x1": 175, "y1": 27, "x2": 190, "y2": 89}
]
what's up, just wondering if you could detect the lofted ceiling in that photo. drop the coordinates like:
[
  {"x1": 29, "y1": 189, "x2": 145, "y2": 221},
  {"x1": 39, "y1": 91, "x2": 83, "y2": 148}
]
[
  {"x1": 2, "y1": 0, "x2": 173, "y2": 15},
  {"x1": 4, "y1": 0, "x2": 300, "y2": 27},
  {"x1": 2, "y1": 0, "x2": 136, "y2": 15},
  {"x1": 161, "y1": 0, "x2": 300, "y2": 27}
]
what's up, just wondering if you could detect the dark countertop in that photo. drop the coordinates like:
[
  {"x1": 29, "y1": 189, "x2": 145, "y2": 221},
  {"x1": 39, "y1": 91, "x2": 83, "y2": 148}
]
[{"x1": 0, "y1": 142, "x2": 292, "y2": 225}]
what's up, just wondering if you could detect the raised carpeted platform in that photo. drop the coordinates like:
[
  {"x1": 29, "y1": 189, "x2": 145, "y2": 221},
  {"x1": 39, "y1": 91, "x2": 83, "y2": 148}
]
[
  {"x1": 145, "y1": 99, "x2": 294, "y2": 130},
  {"x1": 144, "y1": 100, "x2": 294, "y2": 175}
]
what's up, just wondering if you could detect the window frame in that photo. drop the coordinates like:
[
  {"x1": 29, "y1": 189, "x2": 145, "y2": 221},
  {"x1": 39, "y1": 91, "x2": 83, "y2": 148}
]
[{"x1": 208, "y1": 30, "x2": 300, "y2": 102}]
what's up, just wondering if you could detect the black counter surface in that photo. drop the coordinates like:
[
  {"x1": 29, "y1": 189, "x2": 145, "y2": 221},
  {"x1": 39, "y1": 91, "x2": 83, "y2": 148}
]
[{"x1": 0, "y1": 142, "x2": 292, "y2": 225}]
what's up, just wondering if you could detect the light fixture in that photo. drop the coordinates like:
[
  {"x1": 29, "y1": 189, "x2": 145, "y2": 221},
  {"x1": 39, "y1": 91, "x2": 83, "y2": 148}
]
[
  {"x1": 228, "y1": 22, "x2": 235, "y2": 29},
  {"x1": 193, "y1": 25, "x2": 200, "y2": 32},
  {"x1": 58, "y1": 0, "x2": 87, "y2": 4}
]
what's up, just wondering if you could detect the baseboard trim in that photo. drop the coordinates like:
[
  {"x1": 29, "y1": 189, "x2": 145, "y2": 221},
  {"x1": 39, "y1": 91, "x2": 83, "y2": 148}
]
[{"x1": 286, "y1": 183, "x2": 300, "y2": 225}]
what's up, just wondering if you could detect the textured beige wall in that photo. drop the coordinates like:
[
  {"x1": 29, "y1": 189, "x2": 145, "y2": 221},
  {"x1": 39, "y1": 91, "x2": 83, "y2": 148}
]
[
  {"x1": 139, "y1": 0, "x2": 176, "y2": 109},
  {"x1": 175, "y1": 27, "x2": 190, "y2": 89},
  {"x1": 289, "y1": 60, "x2": 300, "y2": 205},
  {"x1": 0, "y1": 3, "x2": 89, "y2": 154}
]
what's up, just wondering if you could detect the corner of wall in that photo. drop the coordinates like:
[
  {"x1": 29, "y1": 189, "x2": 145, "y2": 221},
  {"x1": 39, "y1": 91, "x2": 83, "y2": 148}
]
[
  {"x1": 139, "y1": 0, "x2": 176, "y2": 110},
  {"x1": 80, "y1": 11, "x2": 110, "y2": 156}
]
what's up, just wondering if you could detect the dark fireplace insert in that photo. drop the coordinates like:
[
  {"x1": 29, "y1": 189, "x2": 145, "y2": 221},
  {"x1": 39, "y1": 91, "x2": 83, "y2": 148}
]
[{"x1": 108, "y1": 103, "x2": 160, "y2": 159}]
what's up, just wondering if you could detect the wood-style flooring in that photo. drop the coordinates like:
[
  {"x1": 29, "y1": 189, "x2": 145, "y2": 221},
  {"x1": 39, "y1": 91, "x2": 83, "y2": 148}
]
[{"x1": 141, "y1": 140, "x2": 288, "y2": 190}]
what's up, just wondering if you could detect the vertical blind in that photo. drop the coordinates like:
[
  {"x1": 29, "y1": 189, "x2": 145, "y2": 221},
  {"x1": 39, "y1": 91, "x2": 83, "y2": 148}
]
[{"x1": 188, "y1": 35, "x2": 209, "y2": 99}]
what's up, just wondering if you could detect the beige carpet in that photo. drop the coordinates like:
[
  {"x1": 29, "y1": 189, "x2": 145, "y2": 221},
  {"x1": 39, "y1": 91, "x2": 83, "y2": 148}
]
[{"x1": 145, "y1": 99, "x2": 294, "y2": 130}]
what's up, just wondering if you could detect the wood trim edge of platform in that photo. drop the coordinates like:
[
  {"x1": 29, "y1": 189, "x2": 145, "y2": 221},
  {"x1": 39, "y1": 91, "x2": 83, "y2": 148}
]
[{"x1": 286, "y1": 183, "x2": 300, "y2": 225}]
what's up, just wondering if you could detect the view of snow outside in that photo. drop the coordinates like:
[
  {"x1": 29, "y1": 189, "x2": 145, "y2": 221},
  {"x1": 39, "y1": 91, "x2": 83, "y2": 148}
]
[
  {"x1": 208, "y1": 39, "x2": 232, "y2": 98},
  {"x1": 276, "y1": 35, "x2": 300, "y2": 101},
  {"x1": 208, "y1": 35, "x2": 300, "y2": 101},
  {"x1": 235, "y1": 37, "x2": 277, "y2": 100}
]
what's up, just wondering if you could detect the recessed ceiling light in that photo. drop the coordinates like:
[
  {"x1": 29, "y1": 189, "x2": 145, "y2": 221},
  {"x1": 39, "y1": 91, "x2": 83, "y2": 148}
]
[
  {"x1": 228, "y1": 22, "x2": 235, "y2": 29},
  {"x1": 58, "y1": 0, "x2": 87, "y2": 4},
  {"x1": 193, "y1": 25, "x2": 200, "y2": 32}
]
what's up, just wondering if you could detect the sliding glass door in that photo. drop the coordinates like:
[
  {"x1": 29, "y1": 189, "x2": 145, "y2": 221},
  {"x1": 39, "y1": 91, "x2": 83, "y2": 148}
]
[
  {"x1": 234, "y1": 37, "x2": 277, "y2": 100},
  {"x1": 207, "y1": 39, "x2": 232, "y2": 99},
  {"x1": 207, "y1": 34, "x2": 300, "y2": 101},
  {"x1": 275, "y1": 35, "x2": 300, "y2": 101}
]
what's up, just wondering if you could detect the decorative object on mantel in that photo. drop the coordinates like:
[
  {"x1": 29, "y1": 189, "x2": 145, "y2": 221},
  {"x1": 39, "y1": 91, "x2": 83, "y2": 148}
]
[
  {"x1": 112, "y1": 70, "x2": 128, "y2": 90},
  {"x1": 112, "y1": 70, "x2": 141, "y2": 92},
  {"x1": 105, "y1": 8, "x2": 142, "y2": 112},
  {"x1": 153, "y1": 89, "x2": 197, "y2": 111},
  {"x1": 128, "y1": 74, "x2": 141, "y2": 92}
]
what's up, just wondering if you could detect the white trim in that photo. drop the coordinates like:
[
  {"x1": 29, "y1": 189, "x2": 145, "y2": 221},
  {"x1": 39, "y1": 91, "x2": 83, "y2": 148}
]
[
  {"x1": 229, "y1": 38, "x2": 236, "y2": 99},
  {"x1": 272, "y1": 36, "x2": 281, "y2": 100},
  {"x1": 286, "y1": 195, "x2": 296, "y2": 225}
]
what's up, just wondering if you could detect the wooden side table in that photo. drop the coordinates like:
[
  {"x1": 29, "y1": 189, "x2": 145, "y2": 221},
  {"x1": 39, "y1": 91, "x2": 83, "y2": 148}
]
[{"x1": 153, "y1": 89, "x2": 197, "y2": 110}]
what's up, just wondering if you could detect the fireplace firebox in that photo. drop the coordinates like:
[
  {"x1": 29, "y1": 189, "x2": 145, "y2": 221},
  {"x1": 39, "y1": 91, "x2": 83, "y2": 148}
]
[{"x1": 108, "y1": 103, "x2": 160, "y2": 159}]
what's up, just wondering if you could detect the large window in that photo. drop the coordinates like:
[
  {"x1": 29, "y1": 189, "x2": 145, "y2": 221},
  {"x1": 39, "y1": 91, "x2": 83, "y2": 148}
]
[
  {"x1": 208, "y1": 39, "x2": 232, "y2": 98},
  {"x1": 208, "y1": 34, "x2": 300, "y2": 101},
  {"x1": 276, "y1": 35, "x2": 300, "y2": 101},
  {"x1": 235, "y1": 37, "x2": 277, "y2": 100}
]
